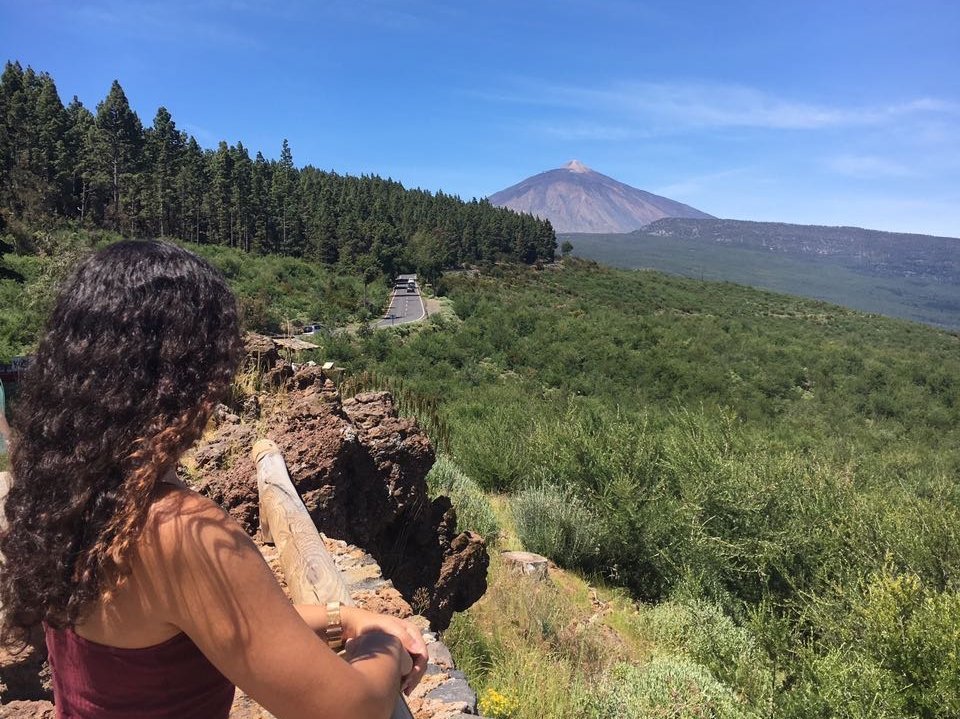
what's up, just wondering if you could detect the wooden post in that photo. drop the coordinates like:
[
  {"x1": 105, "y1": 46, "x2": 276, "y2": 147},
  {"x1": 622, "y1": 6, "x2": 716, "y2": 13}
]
[{"x1": 252, "y1": 440, "x2": 414, "y2": 719}]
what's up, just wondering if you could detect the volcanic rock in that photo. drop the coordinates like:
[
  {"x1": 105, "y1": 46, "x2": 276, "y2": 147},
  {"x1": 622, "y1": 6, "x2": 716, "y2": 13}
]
[
  {"x1": 242, "y1": 332, "x2": 280, "y2": 372},
  {"x1": 0, "y1": 700, "x2": 56, "y2": 718},
  {"x1": 195, "y1": 369, "x2": 488, "y2": 629}
]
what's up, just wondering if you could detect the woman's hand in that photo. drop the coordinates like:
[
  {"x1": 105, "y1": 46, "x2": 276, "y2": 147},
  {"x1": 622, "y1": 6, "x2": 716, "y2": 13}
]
[{"x1": 341, "y1": 607, "x2": 429, "y2": 695}]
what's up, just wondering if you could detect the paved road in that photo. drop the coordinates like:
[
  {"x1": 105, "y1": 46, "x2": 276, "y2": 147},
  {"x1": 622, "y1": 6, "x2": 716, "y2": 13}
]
[{"x1": 376, "y1": 287, "x2": 426, "y2": 328}]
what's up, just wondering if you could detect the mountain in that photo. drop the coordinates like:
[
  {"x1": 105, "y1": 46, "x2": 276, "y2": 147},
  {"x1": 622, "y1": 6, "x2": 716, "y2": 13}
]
[
  {"x1": 488, "y1": 160, "x2": 714, "y2": 233},
  {"x1": 563, "y1": 218, "x2": 960, "y2": 329},
  {"x1": 639, "y1": 218, "x2": 960, "y2": 283}
]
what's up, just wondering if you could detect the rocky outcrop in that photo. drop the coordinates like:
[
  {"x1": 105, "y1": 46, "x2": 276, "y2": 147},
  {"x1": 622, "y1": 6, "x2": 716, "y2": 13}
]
[
  {"x1": 242, "y1": 332, "x2": 281, "y2": 372},
  {"x1": 195, "y1": 368, "x2": 488, "y2": 630},
  {"x1": 0, "y1": 700, "x2": 56, "y2": 718}
]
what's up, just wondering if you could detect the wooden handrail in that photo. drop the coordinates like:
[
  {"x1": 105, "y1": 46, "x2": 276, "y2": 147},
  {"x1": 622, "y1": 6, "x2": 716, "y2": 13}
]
[
  {"x1": 252, "y1": 440, "x2": 414, "y2": 719},
  {"x1": 254, "y1": 439, "x2": 351, "y2": 605}
]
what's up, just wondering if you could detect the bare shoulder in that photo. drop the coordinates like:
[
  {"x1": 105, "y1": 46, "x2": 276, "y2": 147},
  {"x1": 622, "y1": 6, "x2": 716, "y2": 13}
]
[
  {"x1": 135, "y1": 484, "x2": 275, "y2": 629},
  {"x1": 140, "y1": 485, "x2": 253, "y2": 569},
  {"x1": 148, "y1": 484, "x2": 227, "y2": 523}
]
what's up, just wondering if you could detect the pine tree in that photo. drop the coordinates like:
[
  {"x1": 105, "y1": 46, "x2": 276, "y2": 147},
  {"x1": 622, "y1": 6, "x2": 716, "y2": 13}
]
[
  {"x1": 271, "y1": 139, "x2": 297, "y2": 253},
  {"x1": 231, "y1": 142, "x2": 253, "y2": 251},
  {"x1": 145, "y1": 107, "x2": 184, "y2": 237},
  {"x1": 177, "y1": 137, "x2": 206, "y2": 243},
  {"x1": 65, "y1": 98, "x2": 105, "y2": 224},
  {"x1": 250, "y1": 151, "x2": 272, "y2": 254},
  {"x1": 32, "y1": 73, "x2": 70, "y2": 217},
  {"x1": 0, "y1": 62, "x2": 29, "y2": 215},
  {"x1": 208, "y1": 141, "x2": 233, "y2": 245},
  {"x1": 95, "y1": 80, "x2": 143, "y2": 230}
]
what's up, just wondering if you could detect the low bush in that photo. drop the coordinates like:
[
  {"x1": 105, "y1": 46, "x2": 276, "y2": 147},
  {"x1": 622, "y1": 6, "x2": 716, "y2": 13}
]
[
  {"x1": 426, "y1": 455, "x2": 501, "y2": 540},
  {"x1": 782, "y1": 567, "x2": 960, "y2": 719},
  {"x1": 511, "y1": 484, "x2": 603, "y2": 570},
  {"x1": 634, "y1": 599, "x2": 774, "y2": 710},
  {"x1": 584, "y1": 658, "x2": 758, "y2": 719}
]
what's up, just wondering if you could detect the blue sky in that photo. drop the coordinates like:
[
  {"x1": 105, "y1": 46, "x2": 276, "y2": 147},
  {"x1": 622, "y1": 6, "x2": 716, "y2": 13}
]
[{"x1": 2, "y1": 0, "x2": 959, "y2": 236}]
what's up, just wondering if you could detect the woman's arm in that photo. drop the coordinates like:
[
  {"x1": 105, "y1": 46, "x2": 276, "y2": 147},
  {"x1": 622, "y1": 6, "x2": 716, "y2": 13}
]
[
  {"x1": 294, "y1": 604, "x2": 428, "y2": 694},
  {"x1": 140, "y1": 489, "x2": 410, "y2": 719}
]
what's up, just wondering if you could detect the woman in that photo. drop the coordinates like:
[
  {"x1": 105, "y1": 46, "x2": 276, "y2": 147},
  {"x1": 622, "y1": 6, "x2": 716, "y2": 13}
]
[{"x1": 0, "y1": 241, "x2": 426, "y2": 718}]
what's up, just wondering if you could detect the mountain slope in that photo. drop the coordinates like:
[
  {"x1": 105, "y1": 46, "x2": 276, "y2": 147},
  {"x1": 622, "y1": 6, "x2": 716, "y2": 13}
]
[
  {"x1": 640, "y1": 217, "x2": 960, "y2": 283},
  {"x1": 488, "y1": 160, "x2": 714, "y2": 233},
  {"x1": 564, "y1": 218, "x2": 960, "y2": 329}
]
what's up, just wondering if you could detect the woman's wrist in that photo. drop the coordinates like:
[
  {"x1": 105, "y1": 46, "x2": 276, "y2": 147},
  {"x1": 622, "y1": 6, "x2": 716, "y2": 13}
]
[
  {"x1": 339, "y1": 605, "x2": 358, "y2": 639},
  {"x1": 340, "y1": 605, "x2": 380, "y2": 641}
]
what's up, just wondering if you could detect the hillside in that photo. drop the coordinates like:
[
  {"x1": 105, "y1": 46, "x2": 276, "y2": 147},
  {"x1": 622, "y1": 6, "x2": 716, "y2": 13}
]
[
  {"x1": 489, "y1": 160, "x2": 713, "y2": 233},
  {"x1": 0, "y1": 229, "x2": 390, "y2": 363},
  {"x1": 642, "y1": 217, "x2": 960, "y2": 282},
  {"x1": 332, "y1": 260, "x2": 960, "y2": 718},
  {"x1": 566, "y1": 218, "x2": 960, "y2": 329},
  {"x1": 6, "y1": 229, "x2": 960, "y2": 715}
]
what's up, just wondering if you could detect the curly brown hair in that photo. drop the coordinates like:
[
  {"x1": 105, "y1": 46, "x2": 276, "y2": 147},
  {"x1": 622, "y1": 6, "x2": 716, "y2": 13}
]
[{"x1": 0, "y1": 240, "x2": 242, "y2": 642}]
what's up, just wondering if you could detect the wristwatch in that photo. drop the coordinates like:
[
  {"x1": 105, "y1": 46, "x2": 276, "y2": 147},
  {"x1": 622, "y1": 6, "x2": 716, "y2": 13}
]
[{"x1": 325, "y1": 601, "x2": 345, "y2": 652}]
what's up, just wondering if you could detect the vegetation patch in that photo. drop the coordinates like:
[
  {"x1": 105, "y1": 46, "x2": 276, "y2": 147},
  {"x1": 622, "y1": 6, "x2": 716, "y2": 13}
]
[
  {"x1": 426, "y1": 455, "x2": 501, "y2": 541},
  {"x1": 342, "y1": 260, "x2": 960, "y2": 716}
]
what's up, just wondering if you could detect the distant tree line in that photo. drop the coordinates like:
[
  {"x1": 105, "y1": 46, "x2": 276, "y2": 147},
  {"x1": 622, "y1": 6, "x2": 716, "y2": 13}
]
[{"x1": 0, "y1": 61, "x2": 556, "y2": 275}]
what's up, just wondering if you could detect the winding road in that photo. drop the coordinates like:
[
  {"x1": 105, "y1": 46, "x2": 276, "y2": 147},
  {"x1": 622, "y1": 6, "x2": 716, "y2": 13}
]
[{"x1": 376, "y1": 274, "x2": 426, "y2": 328}]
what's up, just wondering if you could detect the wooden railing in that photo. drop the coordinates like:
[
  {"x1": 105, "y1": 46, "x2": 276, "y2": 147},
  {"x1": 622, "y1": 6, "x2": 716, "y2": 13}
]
[{"x1": 252, "y1": 440, "x2": 414, "y2": 719}]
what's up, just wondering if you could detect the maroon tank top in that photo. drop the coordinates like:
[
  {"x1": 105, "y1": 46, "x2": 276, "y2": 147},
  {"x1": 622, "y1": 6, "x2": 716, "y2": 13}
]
[{"x1": 45, "y1": 626, "x2": 235, "y2": 719}]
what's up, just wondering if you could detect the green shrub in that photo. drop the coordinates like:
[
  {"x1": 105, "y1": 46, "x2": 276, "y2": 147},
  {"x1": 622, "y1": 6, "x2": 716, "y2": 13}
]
[
  {"x1": 634, "y1": 599, "x2": 774, "y2": 710},
  {"x1": 511, "y1": 484, "x2": 602, "y2": 570},
  {"x1": 427, "y1": 455, "x2": 501, "y2": 540},
  {"x1": 783, "y1": 568, "x2": 960, "y2": 719},
  {"x1": 584, "y1": 658, "x2": 757, "y2": 719}
]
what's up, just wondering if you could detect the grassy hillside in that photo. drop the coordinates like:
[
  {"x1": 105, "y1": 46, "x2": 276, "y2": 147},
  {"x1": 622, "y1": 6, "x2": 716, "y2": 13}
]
[
  {"x1": 331, "y1": 259, "x2": 960, "y2": 718},
  {"x1": 565, "y1": 230, "x2": 960, "y2": 329},
  {"x1": 0, "y1": 229, "x2": 388, "y2": 363},
  {"x1": 6, "y1": 230, "x2": 960, "y2": 716}
]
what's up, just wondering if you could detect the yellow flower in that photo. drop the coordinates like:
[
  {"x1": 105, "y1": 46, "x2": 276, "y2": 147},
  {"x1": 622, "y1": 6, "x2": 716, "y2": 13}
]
[{"x1": 479, "y1": 687, "x2": 521, "y2": 719}]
